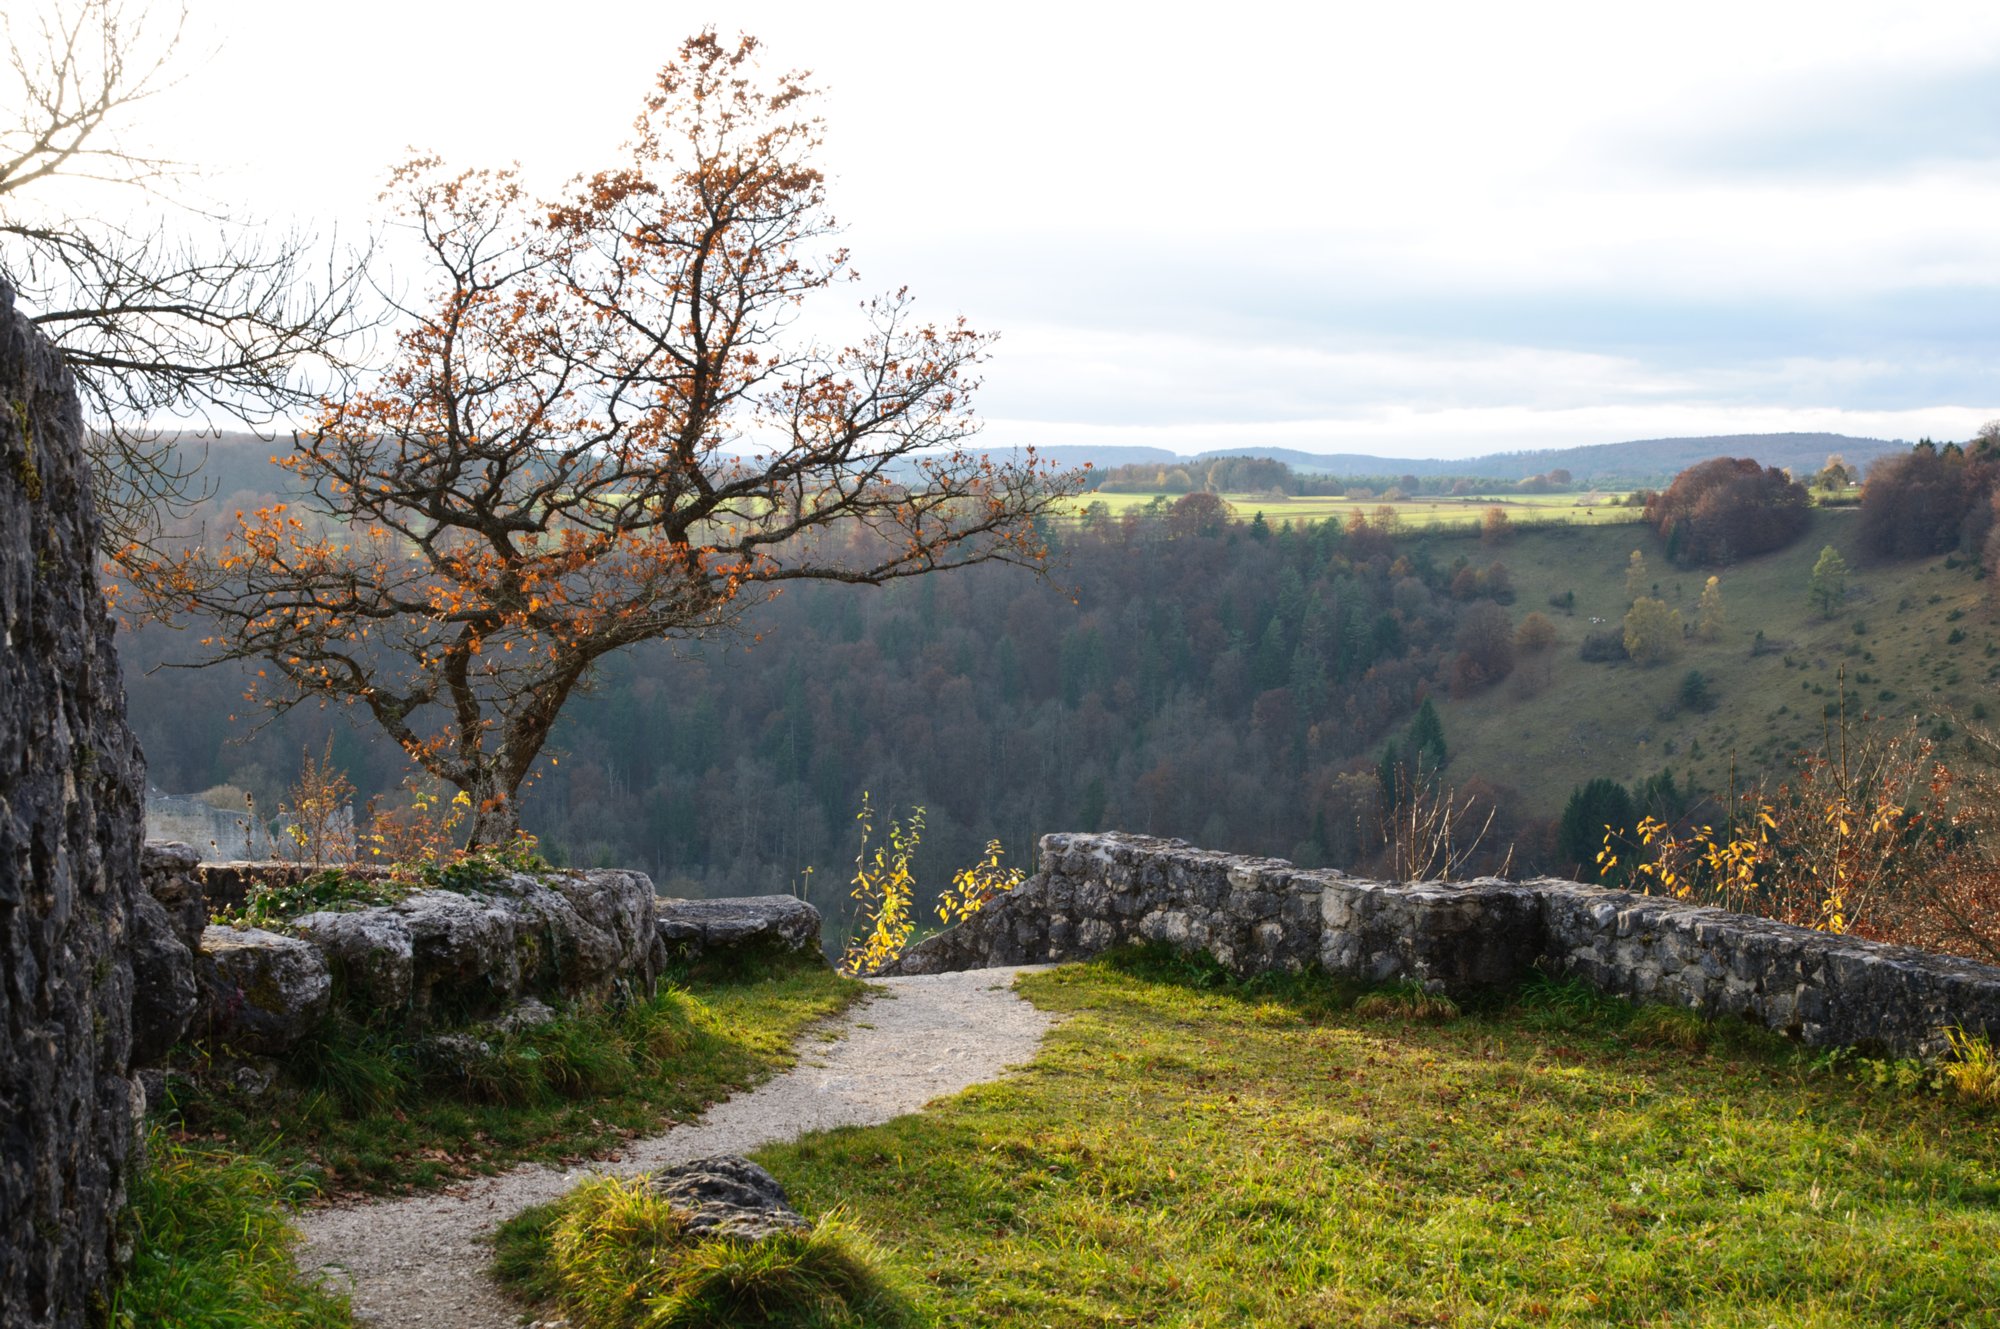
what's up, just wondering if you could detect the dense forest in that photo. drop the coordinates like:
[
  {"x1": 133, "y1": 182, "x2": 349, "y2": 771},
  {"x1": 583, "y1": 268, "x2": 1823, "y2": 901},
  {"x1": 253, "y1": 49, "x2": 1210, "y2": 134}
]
[
  {"x1": 125, "y1": 502, "x2": 1538, "y2": 919},
  {"x1": 123, "y1": 437, "x2": 2000, "y2": 934}
]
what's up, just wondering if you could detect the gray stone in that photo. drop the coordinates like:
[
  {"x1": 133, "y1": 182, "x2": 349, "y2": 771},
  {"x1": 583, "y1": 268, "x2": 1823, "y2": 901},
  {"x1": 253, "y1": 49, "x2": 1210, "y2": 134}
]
[
  {"x1": 0, "y1": 280, "x2": 149, "y2": 1326},
  {"x1": 128, "y1": 892, "x2": 197, "y2": 1065},
  {"x1": 294, "y1": 907, "x2": 416, "y2": 1016},
  {"x1": 488, "y1": 996, "x2": 557, "y2": 1034},
  {"x1": 656, "y1": 895, "x2": 824, "y2": 963},
  {"x1": 889, "y1": 831, "x2": 2000, "y2": 1057},
  {"x1": 648, "y1": 1155, "x2": 810, "y2": 1241},
  {"x1": 196, "y1": 925, "x2": 333, "y2": 1054},
  {"x1": 140, "y1": 839, "x2": 207, "y2": 954}
]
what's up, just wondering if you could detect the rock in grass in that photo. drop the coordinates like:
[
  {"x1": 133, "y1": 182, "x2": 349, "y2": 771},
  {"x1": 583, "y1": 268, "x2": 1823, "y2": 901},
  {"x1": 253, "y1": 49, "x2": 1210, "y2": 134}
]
[
  {"x1": 196, "y1": 924, "x2": 331, "y2": 1054},
  {"x1": 649, "y1": 1156, "x2": 811, "y2": 1241}
]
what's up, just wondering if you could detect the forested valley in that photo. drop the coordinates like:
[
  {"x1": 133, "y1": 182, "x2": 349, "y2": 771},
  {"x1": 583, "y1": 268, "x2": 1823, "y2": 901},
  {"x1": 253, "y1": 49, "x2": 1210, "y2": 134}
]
[{"x1": 127, "y1": 502, "x2": 1533, "y2": 922}]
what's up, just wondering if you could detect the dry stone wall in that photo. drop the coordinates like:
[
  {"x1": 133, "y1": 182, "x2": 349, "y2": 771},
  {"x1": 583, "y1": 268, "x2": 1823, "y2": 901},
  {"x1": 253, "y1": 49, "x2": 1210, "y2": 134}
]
[
  {"x1": 889, "y1": 832, "x2": 2000, "y2": 1057},
  {"x1": 0, "y1": 282, "x2": 153, "y2": 1328}
]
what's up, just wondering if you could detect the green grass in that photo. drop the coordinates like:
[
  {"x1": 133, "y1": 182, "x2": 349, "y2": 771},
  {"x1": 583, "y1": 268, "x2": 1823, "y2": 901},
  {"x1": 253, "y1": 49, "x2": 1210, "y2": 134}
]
[
  {"x1": 495, "y1": 1176, "x2": 916, "y2": 1328},
  {"x1": 108, "y1": 1132, "x2": 350, "y2": 1329},
  {"x1": 725, "y1": 951, "x2": 2000, "y2": 1327},
  {"x1": 163, "y1": 955, "x2": 864, "y2": 1195},
  {"x1": 1430, "y1": 509, "x2": 1995, "y2": 815},
  {"x1": 1066, "y1": 489, "x2": 1646, "y2": 531}
]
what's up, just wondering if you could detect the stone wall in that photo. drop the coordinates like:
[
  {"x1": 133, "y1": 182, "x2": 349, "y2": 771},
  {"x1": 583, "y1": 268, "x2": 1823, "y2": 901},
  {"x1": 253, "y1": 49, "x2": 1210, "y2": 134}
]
[
  {"x1": 0, "y1": 282, "x2": 157, "y2": 1327},
  {"x1": 136, "y1": 844, "x2": 827, "y2": 1055},
  {"x1": 888, "y1": 832, "x2": 2000, "y2": 1056}
]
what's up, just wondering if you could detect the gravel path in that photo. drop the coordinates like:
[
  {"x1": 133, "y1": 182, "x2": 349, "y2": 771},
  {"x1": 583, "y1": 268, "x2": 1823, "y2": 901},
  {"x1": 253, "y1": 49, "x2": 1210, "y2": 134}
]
[{"x1": 295, "y1": 966, "x2": 1056, "y2": 1328}]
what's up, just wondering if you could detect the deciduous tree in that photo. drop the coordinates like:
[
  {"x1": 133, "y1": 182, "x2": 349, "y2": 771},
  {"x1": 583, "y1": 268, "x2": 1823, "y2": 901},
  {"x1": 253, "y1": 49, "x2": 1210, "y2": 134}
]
[
  {"x1": 1643, "y1": 457, "x2": 1810, "y2": 567},
  {"x1": 1696, "y1": 575, "x2": 1725, "y2": 640},
  {"x1": 1623, "y1": 596, "x2": 1682, "y2": 665},
  {"x1": 1808, "y1": 545, "x2": 1848, "y2": 617},
  {"x1": 3, "y1": 0, "x2": 370, "y2": 556},
  {"x1": 137, "y1": 34, "x2": 1078, "y2": 844}
]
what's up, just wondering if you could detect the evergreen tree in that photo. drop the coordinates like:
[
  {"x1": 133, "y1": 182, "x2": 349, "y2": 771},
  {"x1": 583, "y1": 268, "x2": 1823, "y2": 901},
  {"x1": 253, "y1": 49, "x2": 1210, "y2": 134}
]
[
  {"x1": 1406, "y1": 698, "x2": 1447, "y2": 774},
  {"x1": 1559, "y1": 778, "x2": 1637, "y2": 881}
]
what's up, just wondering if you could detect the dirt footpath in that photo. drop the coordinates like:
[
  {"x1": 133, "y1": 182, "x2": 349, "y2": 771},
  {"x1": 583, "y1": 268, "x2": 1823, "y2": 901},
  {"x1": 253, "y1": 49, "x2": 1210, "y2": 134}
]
[{"x1": 294, "y1": 966, "x2": 1057, "y2": 1328}]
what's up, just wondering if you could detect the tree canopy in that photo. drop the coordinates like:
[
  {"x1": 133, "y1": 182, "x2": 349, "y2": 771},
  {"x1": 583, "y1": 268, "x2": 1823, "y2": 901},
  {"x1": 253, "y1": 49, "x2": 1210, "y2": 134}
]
[
  {"x1": 1643, "y1": 457, "x2": 1809, "y2": 567},
  {"x1": 136, "y1": 33, "x2": 1078, "y2": 843}
]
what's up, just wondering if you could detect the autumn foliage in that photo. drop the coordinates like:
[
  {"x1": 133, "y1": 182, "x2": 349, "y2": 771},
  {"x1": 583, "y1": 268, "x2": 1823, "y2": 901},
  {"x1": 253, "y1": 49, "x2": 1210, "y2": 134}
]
[
  {"x1": 1643, "y1": 457, "x2": 1810, "y2": 567},
  {"x1": 130, "y1": 34, "x2": 1078, "y2": 843}
]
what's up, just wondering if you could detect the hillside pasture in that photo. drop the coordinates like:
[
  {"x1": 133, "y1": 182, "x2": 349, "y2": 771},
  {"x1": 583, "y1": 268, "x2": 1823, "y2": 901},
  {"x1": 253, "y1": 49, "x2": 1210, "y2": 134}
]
[{"x1": 1429, "y1": 508, "x2": 1997, "y2": 823}]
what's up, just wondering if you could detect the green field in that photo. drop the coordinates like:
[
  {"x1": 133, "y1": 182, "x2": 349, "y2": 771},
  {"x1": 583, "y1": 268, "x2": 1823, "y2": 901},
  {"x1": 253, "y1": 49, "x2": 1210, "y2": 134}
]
[
  {"x1": 1428, "y1": 509, "x2": 1996, "y2": 815},
  {"x1": 1067, "y1": 489, "x2": 1645, "y2": 531},
  {"x1": 711, "y1": 954, "x2": 2000, "y2": 1327}
]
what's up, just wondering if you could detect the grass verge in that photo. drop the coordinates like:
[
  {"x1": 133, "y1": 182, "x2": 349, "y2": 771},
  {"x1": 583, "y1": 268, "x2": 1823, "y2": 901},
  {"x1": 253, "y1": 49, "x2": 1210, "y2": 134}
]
[
  {"x1": 107, "y1": 1132, "x2": 350, "y2": 1328},
  {"x1": 494, "y1": 1176, "x2": 915, "y2": 1328},
  {"x1": 731, "y1": 946, "x2": 2000, "y2": 1326},
  {"x1": 161, "y1": 954, "x2": 864, "y2": 1195}
]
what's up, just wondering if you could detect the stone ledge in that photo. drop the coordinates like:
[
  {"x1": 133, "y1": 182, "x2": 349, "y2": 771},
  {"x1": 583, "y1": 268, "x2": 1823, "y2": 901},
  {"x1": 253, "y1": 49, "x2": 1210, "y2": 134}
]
[{"x1": 888, "y1": 831, "x2": 2000, "y2": 1056}]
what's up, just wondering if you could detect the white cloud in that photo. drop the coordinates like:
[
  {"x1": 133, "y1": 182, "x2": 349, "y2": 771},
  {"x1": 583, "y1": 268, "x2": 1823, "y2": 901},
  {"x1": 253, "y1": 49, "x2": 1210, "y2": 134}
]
[{"x1": 25, "y1": 0, "x2": 2000, "y2": 454}]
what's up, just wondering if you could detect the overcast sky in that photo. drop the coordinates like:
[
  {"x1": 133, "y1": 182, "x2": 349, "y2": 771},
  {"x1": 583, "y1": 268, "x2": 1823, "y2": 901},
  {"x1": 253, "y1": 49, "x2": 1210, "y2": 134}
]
[{"x1": 55, "y1": 0, "x2": 2000, "y2": 458}]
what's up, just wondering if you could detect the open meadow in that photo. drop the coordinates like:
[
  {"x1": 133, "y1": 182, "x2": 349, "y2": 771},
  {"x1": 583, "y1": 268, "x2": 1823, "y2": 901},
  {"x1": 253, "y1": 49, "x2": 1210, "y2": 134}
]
[{"x1": 1066, "y1": 489, "x2": 1647, "y2": 532}]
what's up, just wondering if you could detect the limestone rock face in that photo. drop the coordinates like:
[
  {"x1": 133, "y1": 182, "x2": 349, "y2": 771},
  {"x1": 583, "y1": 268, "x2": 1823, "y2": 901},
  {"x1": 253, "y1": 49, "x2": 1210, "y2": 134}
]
[
  {"x1": 656, "y1": 895, "x2": 823, "y2": 963},
  {"x1": 197, "y1": 925, "x2": 333, "y2": 1054},
  {"x1": 649, "y1": 1155, "x2": 811, "y2": 1241},
  {"x1": 293, "y1": 908, "x2": 415, "y2": 1013},
  {"x1": 0, "y1": 282, "x2": 149, "y2": 1327},
  {"x1": 128, "y1": 893, "x2": 197, "y2": 1065},
  {"x1": 225, "y1": 867, "x2": 664, "y2": 1033},
  {"x1": 138, "y1": 839, "x2": 207, "y2": 954}
]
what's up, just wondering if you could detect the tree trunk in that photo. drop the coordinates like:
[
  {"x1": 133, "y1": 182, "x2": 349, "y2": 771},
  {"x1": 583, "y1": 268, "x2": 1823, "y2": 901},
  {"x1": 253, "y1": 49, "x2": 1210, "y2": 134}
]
[{"x1": 463, "y1": 783, "x2": 522, "y2": 848}]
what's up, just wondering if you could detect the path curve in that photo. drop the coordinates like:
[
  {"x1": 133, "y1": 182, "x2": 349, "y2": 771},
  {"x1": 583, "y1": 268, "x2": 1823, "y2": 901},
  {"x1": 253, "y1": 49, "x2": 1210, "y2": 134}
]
[{"x1": 295, "y1": 966, "x2": 1056, "y2": 1328}]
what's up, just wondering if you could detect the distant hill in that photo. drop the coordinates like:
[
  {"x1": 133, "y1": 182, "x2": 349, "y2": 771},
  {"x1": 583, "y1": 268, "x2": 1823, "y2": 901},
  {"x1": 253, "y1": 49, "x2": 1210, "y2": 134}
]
[
  {"x1": 182, "y1": 430, "x2": 1905, "y2": 498},
  {"x1": 1193, "y1": 433, "x2": 1902, "y2": 487}
]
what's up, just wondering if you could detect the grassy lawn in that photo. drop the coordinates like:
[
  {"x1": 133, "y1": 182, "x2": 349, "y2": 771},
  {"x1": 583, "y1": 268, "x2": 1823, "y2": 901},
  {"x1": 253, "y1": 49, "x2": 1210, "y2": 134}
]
[
  {"x1": 709, "y1": 952, "x2": 2000, "y2": 1328},
  {"x1": 161, "y1": 955, "x2": 864, "y2": 1196}
]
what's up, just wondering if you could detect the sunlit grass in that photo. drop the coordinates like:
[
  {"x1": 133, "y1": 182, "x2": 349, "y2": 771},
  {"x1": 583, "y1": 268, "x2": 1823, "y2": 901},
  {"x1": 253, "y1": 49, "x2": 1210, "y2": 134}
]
[
  {"x1": 108, "y1": 1133, "x2": 350, "y2": 1329},
  {"x1": 745, "y1": 949, "x2": 2000, "y2": 1326}
]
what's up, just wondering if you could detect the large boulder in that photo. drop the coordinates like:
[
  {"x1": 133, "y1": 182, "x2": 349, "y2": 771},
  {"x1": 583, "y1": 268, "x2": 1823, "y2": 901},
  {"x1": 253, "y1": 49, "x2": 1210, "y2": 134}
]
[
  {"x1": 656, "y1": 895, "x2": 824, "y2": 964},
  {"x1": 273, "y1": 867, "x2": 663, "y2": 1027},
  {"x1": 649, "y1": 1156, "x2": 810, "y2": 1241},
  {"x1": 0, "y1": 281, "x2": 150, "y2": 1327},
  {"x1": 196, "y1": 925, "x2": 333, "y2": 1054},
  {"x1": 292, "y1": 908, "x2": 415, "y2": 1015}
]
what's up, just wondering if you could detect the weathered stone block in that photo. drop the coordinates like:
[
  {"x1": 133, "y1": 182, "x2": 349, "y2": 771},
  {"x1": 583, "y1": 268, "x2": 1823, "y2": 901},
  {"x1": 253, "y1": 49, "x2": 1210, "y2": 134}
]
[{"x1": 197, "y1": 925, "x2": 332, "y2": 1054}]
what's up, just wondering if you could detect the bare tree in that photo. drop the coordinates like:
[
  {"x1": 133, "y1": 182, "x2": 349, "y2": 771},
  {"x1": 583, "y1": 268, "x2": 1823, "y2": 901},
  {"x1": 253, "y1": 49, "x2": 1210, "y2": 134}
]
[{"x1": 1, "y1": 0, "x2": 371, "y2": 557}]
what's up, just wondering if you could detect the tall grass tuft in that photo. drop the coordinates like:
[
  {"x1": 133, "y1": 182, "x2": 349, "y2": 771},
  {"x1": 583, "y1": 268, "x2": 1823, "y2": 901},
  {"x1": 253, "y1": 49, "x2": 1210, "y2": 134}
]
[
  {"x1": 1942, "y1": 1027, "x2": 2000, "y2": 1105},
  {"x1": 1352, "y1": 979, "x2": 1461, "y2": 1022},
  {"x1": 497, "y1": 1174, "x2": 912, "y2": 1328},
  {"x1": 108, "y1": 1133, "x2": 348, "y2": 1328}
]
